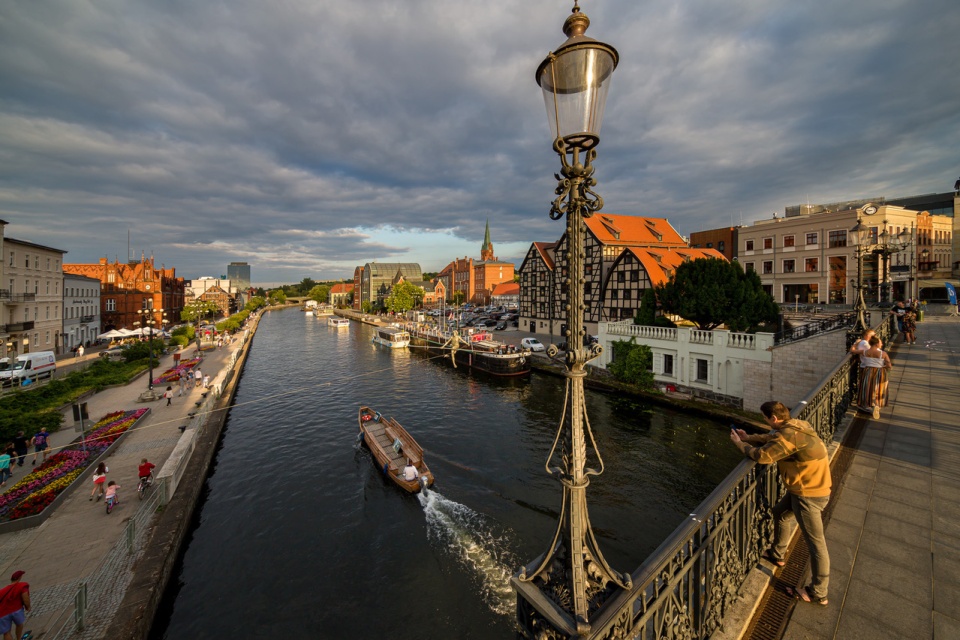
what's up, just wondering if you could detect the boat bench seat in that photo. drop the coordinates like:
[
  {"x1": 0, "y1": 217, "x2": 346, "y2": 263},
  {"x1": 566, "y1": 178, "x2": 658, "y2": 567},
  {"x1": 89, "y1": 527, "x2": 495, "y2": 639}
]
[{"x1": 384, "y1": 426, "x2": 420, "y2": 465}]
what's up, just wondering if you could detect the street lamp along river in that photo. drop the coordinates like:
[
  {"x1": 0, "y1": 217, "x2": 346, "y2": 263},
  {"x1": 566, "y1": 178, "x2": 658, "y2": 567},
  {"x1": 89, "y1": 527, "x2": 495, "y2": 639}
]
[{"x1": 513, "y1": 3, "x2": 631, "y2": 637}]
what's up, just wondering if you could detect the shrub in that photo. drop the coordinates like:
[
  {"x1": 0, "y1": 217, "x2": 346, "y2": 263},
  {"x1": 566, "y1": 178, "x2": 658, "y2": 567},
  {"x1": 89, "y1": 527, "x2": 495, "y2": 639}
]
[{"x1": 607, "y1": 339, "x2": 655, "y2": 390}]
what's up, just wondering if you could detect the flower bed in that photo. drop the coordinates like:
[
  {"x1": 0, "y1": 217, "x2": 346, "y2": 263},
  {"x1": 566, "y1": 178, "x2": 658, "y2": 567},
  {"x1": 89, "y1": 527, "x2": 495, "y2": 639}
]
[
  {"x1": 0, "y1": 408, "x2": 148, "y2": 521},
  {"x1": 153, "y1": 357, "x2": 202, "y2": 385}
]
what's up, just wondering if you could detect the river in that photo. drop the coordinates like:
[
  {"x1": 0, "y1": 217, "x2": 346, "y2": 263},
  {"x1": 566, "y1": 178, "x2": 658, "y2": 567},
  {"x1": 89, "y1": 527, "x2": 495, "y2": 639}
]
[{"x1": 151, "y1": 307, "x2": 743, "y2": 638}]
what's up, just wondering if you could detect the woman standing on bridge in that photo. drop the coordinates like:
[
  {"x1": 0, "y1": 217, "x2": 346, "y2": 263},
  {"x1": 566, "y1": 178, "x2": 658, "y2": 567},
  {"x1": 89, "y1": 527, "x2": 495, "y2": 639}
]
[{"x1": 857, "y1": 336, "x2": 892, "y2": 420}]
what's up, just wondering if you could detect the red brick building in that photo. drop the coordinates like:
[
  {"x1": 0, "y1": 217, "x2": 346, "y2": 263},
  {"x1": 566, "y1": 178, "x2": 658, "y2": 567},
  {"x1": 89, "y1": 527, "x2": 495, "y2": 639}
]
[
  {"x1": 63, "y1": 255, "x2": 185, "y2": 331},
  {"x1": 438, "y1": 221, "x2": 514, "y2": 304}
]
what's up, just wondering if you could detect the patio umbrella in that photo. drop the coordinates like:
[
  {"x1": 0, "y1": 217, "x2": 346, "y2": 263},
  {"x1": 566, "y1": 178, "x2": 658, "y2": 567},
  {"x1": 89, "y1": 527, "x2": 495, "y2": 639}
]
[{"x1": 97, "y1": 329, "x2": 125, "y2": 340}]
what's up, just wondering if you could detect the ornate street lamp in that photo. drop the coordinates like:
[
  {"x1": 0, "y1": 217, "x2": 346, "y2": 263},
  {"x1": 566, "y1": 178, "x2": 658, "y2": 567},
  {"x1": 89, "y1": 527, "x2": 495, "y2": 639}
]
[
  {"x1": 848, "y1": 219, "x2": 870, "y2": 338},
  {"x1": 872, "y1": 229, "x2": 906, "y2": 303},
  {"x1": 514, "y1": 3, "x2": 631, "y2": 637},
  {"x1": 137, "y1": 308, "x2": 163, "y2": 392}
]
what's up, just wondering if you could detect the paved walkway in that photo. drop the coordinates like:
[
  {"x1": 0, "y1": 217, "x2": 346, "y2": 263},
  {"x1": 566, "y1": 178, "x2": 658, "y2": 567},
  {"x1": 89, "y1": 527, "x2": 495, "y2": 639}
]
[
  {"x1": 784, "y1": 314, "x2": 960, "y2": 639},
  {"x1": 0, "y1": 336, "x2": 246, "y2": 638}
]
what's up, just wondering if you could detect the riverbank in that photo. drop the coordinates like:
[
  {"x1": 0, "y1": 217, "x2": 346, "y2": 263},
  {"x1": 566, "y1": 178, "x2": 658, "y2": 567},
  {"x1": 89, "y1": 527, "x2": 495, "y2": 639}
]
[{"x1": 0, "y1": 313, "x2": 261, "y2": 639}]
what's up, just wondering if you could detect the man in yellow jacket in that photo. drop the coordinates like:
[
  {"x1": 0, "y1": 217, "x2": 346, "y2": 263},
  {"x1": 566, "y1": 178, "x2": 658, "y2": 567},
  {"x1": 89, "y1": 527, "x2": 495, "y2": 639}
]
[{"x1": 731, "y1": 400, "x2": 832, "y2": 606}]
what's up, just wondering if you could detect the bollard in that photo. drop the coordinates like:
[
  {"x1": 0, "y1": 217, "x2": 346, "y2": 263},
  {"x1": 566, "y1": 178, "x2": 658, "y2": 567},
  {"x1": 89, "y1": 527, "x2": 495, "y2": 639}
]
[
  {"x1": 126, "y1": 520, "x2": 136, "y2": 554},
  {"x1": 75, "y1": 582, "x2": 87, "y2": 631}
]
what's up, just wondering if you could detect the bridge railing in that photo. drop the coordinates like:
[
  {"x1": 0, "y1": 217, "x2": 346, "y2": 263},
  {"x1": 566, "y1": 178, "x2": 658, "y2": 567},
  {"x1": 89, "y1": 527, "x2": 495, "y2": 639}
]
[{"x1": 587, "y1": 314, "x2": 896, "y2": 639}]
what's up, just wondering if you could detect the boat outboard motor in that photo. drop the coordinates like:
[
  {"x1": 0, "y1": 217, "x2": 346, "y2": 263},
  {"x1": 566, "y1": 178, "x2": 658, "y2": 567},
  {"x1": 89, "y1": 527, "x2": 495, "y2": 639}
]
[{"x1": 419, "y1": 475, "x2": 429, "y2": 491}]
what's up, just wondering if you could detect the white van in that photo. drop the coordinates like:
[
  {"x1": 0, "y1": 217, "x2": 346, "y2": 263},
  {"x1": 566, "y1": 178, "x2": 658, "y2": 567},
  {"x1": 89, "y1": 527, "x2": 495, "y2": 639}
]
[{"x1": 1, "y1": 351, "x2": 57, "y2": 386}]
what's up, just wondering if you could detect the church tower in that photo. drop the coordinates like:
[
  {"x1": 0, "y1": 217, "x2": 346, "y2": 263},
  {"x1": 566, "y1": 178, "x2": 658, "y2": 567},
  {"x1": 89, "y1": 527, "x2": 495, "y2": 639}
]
[{"x1": 480, "y1": 220, "x2": 495, "y2": 261}]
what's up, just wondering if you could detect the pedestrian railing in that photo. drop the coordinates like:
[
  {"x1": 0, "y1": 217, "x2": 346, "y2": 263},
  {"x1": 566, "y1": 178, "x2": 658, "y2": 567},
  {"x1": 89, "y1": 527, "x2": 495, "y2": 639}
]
[{"x1": 774, "y1": 311, "x2": 856, "y2": 345}]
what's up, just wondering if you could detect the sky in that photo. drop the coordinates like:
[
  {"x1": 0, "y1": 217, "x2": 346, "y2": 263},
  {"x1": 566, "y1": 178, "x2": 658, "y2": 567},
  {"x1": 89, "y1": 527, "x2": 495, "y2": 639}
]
[{"x1": 1, "y1": 0, "x2": 958, "y2": 286}]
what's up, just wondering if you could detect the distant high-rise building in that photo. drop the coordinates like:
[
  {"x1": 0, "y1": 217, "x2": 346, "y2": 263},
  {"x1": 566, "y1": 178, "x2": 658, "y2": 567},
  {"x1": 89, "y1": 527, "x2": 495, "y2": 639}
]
[{"x1": 227, "y1": 262, "x2": 251, "y2": 290}]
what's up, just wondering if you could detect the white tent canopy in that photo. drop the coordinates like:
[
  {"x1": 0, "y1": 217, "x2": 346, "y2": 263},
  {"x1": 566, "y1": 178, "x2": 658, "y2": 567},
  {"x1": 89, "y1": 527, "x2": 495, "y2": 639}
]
[{"x1": 97, "y1": 329, "x2": 125, "y2": 340}]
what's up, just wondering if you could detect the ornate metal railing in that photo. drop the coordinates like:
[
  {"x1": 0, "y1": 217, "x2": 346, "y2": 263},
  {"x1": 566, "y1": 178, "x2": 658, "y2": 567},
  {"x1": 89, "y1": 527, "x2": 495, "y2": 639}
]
[
  {"x1": 774, "y1": 311, "x2": 856, "y2": 345},
  {"x1": 583, "y1": 316, "x2": 894, "y2": 640}
]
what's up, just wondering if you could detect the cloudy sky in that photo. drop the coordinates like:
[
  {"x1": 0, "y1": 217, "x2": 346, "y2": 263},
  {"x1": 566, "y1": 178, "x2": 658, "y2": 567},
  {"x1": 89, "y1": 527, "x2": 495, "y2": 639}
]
[{"x1": 1, "y1": 0, "x2": 957, "y2": 286}]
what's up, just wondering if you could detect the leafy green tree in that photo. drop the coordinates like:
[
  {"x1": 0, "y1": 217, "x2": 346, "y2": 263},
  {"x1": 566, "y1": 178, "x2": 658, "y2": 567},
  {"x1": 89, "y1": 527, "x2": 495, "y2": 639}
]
[
  {"x1": 607, "y1": 339, "x2": 655, "y2": 389},
  {"x1": 181, "y1": 300, "x2": 220, "y2": 324},
  {"x1": 654, "y1": 258, "x2": 778, "y2": 331},
  {"x1": 269, "y1": 289, "x2": 287, "y2": 304},
  {"x1": 634, "y1": 288, "x2": 676, "y2": 328},
  {"x1": 361, "y1": 301, "x2": 372, "y2": 313},
  {"x1": 298, "y1": 277, "x2": 317, "y2": 295},
  {"x1": 308, "y1": 284, "x2": 330, "y2": 303},
  {"x1": 452, "y1": 291, "x2": 465, "y2": 306},
  {"x1": 385, "y1": 281, "x2": 420, "y2": 313}
]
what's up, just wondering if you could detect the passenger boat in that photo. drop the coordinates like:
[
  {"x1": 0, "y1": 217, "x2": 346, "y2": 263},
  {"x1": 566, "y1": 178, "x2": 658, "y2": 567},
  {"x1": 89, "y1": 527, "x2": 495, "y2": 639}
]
[
  {"x1": 408, "y1": 326, "x2": 530, "y2": 376},
  {"x1": 328, "y1": 317, "x2": 350, "y2": 328},
  {"x1": 372, "y1": 326, "x2": 410, "y2": 348},
  {"x1": 357, "y1": 406, "x2": 434, "y2": 493}
]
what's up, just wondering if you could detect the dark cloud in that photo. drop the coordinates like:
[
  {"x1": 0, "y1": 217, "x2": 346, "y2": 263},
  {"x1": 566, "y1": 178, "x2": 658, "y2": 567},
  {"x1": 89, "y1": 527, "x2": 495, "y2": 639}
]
[{"x1": 1, "y1": 0, "x2": 956, "y2": 283}]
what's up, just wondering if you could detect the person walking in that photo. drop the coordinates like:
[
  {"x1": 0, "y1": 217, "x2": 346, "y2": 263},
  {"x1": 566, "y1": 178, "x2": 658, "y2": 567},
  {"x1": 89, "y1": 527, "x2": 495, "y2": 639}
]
[
  {"x1": 902, "y1": 306, "x2": 918, "y2": 345},
  {"x1": 0, "y1": 570, "x2": 30, "y2": 640},
  {"x1": 178, "y1": 371, "x2": 189, "y2": 397},
  {"x1": 77, "y1": 344, "x2": 84, "y2": 359},
  {"x1": 194, "y1": 367, "x2": 203, "y2": 388},
  {"x1": 0, "y1": 449, "x2": 11, "y2": 487},
  {"x1": 11, "y1": 432, "x2": 28, "y2": 468},
  {"x1": 848, "y1": 328, "x2": 875, "y2": 405},
  {"x1": 30, "y1": 428, "x2": 50, "y2": 466},
  {"x1": 89, "y1": 462, "x2": 108, "y2": 501},
  {"x1": 730, "y1": 401, "x2": 831, "y2": 606},
  {"x1": 163, "y1": 386, "x2": 174, "y2": 406},
  {"x1": 858, "y1": 336, "x2": 893, "y2": 419}
]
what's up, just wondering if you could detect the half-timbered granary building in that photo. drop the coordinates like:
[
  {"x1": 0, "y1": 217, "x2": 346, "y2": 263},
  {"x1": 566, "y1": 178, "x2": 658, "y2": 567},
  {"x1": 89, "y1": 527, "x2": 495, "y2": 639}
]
[{"x1": 519, "y1": 213, "x2": 725, "y2": 338}]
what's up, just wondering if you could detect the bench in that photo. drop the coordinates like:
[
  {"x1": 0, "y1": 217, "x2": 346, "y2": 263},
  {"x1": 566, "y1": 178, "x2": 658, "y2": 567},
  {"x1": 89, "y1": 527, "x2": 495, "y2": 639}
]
[{"x1": 384, "y1": 426, "x2": 420, "y2": 465}]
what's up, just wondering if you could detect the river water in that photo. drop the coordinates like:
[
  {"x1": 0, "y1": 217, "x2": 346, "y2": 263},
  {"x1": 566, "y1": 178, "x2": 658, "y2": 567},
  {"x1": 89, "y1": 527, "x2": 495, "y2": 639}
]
[{"x1": 152, "y1": 308, "x2": 742, "y2": 639}]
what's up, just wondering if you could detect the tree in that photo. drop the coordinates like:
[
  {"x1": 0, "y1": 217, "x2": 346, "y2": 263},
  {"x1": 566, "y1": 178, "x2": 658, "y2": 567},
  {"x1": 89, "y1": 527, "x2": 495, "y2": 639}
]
[
  {"x1": 308, "y1": 284, "x2": 330, "y2": 304},
  {"x1": 298, "y1": 277, "x2": 317, "y2": 295},
  {"x1": 269, "y1": 289, "x2": 287, "y2": 304},
  {"x1": 452, "y1": 291, "x2": 465, "y2": 306},
  {"x1": 385, "y1": 281, "x2": 420, "y2": 313},
  {"x1": 607, "y1": 339, "x2": 655, "y2": 389},
  {"x1": 361, "y1": 301, "x2": 372, "y2": 313},
  {"x1": 654, "y1": 258, "x2": 778, "y2": 331},
  {"x1": 181, "y1": 300, "x2": 220, "y2": 324}
]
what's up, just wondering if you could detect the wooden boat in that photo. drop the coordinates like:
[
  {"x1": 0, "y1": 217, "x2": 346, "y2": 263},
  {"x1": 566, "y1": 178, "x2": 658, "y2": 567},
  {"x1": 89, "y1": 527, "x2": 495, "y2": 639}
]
[
  {"x1": 407, "y1": 326, "x2": 531, "y2": 376},
  {"x1": 372, "y1": 326, "x2": 410, "y2": 348},
  {"x1": 358, "y1": 406, "x2": 434, "y2": 493}
]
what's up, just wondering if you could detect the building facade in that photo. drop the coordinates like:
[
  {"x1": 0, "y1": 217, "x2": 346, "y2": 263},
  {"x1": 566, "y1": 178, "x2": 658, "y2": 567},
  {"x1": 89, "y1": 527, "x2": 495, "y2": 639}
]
[
  {"x1": 355, "y1": 263, "x2": 422, "y2": 310},
  {"x1": 63, "y1": 273, "x2": 101, "y2": 350},
  {"x1": 738, "y1": 203, "x2": 953, "y2": 304},
  {"x1": 329, "y1": 282, "x2": 354, "y2": 307},
  {"x1": 227, "y1": 262, "x2": 251, "y2": 290},
  {"x1": 2, "y1": 234, "x2": 67, "y2": 357},
  {"x1": 689, "y1": 227, "x2": 739, "y2": 262},
  {"x1": 518, "y1": 213, "x2": 721, "y2": 337},
  {"x1": 491, "y1": 282, "x2": 519, "y2": 307},
  {"x1": 437, "y1": 222, "x2": 515, "y2": 305},
  {"x1": 63, "y1": 255, "x2": 185, "y2": 331}
]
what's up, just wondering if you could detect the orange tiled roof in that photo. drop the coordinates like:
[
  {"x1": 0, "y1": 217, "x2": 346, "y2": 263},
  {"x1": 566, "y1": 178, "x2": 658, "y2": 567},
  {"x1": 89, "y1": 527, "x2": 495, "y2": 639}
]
[
  {"x1": 492, "y1": 282, "x2": 520, "y2": 296},
  {"x1": 330, "y1": 283, "x2": 355, "y2": 294},
  {"x1": 584, "y1": 213, "x2": 686, "y2": 247},
  {"x1": 621, "y1": 247, "x2": 726, "y2": 287},
  {"x1": 532, "y1": 242, "x2": 556, "y2": 270}
]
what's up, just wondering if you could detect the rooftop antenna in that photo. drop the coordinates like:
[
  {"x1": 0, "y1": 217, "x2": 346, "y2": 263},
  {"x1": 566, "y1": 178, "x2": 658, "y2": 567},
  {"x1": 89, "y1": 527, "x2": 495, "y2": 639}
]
[{"x1": 127, "y1": 229, "x2": 131, "y2": 262}]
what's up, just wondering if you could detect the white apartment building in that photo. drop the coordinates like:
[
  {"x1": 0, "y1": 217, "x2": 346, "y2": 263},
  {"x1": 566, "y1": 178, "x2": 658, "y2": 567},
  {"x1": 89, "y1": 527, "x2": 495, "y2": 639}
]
[
  {"x1": 63, "y1": 272, "x2": 102, "y2": 350},
  {"x1": 2, "y1": 233, "x2": 67, "y2": 357},
  {"x1": 738, "y1": 204, "x2": 953, "y2": 305}
]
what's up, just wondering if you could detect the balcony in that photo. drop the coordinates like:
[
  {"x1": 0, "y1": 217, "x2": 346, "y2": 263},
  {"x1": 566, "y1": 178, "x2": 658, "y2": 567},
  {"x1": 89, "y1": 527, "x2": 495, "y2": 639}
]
[
  {"x1": 80, "y1": 315, "x2": 95, "y2": 323},
  {"x1": 6, "y1": 322, "x2": 35, "y2": 332},
  {"x1": 0, "y1": 291, "x2": 36, "y2": 304}
]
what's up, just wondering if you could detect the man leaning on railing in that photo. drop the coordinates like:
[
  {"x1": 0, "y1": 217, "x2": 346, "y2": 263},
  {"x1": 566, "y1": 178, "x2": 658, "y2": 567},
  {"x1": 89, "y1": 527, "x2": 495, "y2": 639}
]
[{"x1": 730, "y1": 400, "x2": 832, "y2": 607}]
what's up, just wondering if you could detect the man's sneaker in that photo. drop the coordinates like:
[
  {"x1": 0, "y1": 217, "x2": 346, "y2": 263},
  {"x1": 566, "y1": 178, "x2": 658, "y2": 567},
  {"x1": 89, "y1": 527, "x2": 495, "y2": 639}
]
[{"x1": 872, "y1": 405, "x2": 880, "y2": 420}]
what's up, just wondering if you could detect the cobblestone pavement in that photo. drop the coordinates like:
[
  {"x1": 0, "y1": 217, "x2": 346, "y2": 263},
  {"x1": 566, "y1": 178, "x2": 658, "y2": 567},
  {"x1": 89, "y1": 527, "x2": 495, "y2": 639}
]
[
  {"x1": 0, "y1": 336, "x2": 246, "y2": 639},
  {"x1": 783, "y1": 314, "x2": 960, "y2": 639}
]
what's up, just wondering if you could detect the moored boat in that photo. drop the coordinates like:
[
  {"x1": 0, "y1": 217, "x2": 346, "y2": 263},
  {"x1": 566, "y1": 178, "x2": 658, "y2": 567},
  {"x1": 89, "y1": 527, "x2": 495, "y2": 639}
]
[
  {"x1": 373, "y1": 326, "x2": 410, "y2": 348},
  {"x1": 329, "y1": 317, "x2": 350, "y2": 328},
  {"x1": 357, "y1": 406, "x2": 434, "y2": 493},
  {"x1": 408, "y1": 326, "x2": 530, "y2": 376}
]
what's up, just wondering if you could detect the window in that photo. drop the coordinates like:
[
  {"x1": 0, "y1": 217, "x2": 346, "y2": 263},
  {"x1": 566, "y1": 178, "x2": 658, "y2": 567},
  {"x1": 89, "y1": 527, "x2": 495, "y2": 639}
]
[
  {"x1": 584, "y1": 282, "x2": 592, "y2": 295},
  {"x1": 805, "y1": 258, "x2": 819, "y2": 272},
  {"x1": 706, "y1": 242, "x2": 713, "y2": 248},
  {"x1": 745, "y1": 240, "x2": 754, "y2": 251},
  {"x1": 828, "y1": 230, "x2": 847, "y2": 248},
  {"x1": 762, "y1": 261, "x2": 773, "y2": 274},
  {"x1": 623, "y1": 290, "x2": 631, "y2": 301},
  {"x1": 610, "y1": 290, "x2": 618, "y2": 300},
  {"x1": 617, "y1": 272, "x2": 625, "y2": 282},
  {"x1": 34, "y1": 256, "x2": 39, "y2": 268},
  {"x1": 630, "y1": 270, "x2": 639, "y2": 282},
  {"x1": 744, "y1": 262, "x2": 755, "y2": 272},
  {"x1": 783, "y1": 259, "x2": 795, "y2": 273},
  {"x1": 25, "y1": 256, "x2": 29, "y2": 268},
  {"x1": 46, "y1": 258, "x2": 51, "y2": 270},
  {"x1": 718, "y1": 241, "x2": 725, "y2": 252},
  {"x1": 106, "y1": 298, "x2": 116, "y2": 312},
  {"x1": 46, "y1": 281, "x2": 50, "y2": 294},
  {"x1": 806, "y1": 232, "x2": 818, "y2": 245},
  {"x1": 696, "y1": 359, "x2": 709, "y2": 382},
  {"x1": 663, "y1": 354, "x2": 674, "y2": 376},
  {"x1": 107, "y1": 272, "x2": 115, "y2": 283},
  {"x1": 783, "y1": 235, "x2": 795, "y2": 248},
  {"x1": 45, "y1": 306, "x2": 50, "y2": 319},
  {"x1": 763, "y1": 238, "x2": 773, "y2": 250}
]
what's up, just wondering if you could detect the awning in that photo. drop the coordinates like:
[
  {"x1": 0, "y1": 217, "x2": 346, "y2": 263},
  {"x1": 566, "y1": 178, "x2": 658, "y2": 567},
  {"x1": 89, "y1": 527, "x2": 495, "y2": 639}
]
[{"x1": 918, "y1": 279, "x2": 960, "y2": 289}]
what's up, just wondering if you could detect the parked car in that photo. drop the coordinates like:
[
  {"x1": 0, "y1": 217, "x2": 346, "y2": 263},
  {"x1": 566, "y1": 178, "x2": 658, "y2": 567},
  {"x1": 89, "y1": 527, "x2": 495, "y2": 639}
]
[
  {"x1": 521, "y1": 338, "x2": 546, "y2": 352},
  {"x1": 495, "y1": 321, "x2": 507, "y2": 330},
  {"x1": 99, "y1": 346, "x2": 125, "y2": 359},
  {"x1": 475, "y1": 319, "x2": 498, "y2": 329}
]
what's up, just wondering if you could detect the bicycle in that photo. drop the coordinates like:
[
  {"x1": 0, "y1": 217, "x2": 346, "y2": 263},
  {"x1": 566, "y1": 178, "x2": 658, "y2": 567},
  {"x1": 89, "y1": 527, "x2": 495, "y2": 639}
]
[
  {"x1": 137, "y1": 474, "x2": 153, "y2": 500},
  {"x1": 105, "y1": 493, "x2": 119, "y2": 514}
]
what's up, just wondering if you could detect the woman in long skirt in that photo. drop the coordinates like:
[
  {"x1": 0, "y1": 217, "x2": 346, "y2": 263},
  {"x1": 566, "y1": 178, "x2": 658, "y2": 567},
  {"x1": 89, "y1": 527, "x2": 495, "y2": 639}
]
[{"x1": 857, "y1": 336, "x2": 892, "y2": 419}]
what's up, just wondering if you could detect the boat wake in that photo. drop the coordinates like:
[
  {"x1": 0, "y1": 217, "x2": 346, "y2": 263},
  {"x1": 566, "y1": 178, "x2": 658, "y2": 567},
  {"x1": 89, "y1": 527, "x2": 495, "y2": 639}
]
[{"x1": 418, "y1": 488, "x2": 517, "y2": 617}]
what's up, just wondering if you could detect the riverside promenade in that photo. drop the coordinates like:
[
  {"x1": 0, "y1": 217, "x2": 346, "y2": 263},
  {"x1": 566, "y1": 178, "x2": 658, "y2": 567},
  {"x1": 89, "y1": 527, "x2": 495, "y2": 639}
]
[
  {"x1": 0, "y1": 333, "x2": 248, "y2": 639},
  {"x1": 779, "y1": 314, "x2": 960, "y2": 639}
]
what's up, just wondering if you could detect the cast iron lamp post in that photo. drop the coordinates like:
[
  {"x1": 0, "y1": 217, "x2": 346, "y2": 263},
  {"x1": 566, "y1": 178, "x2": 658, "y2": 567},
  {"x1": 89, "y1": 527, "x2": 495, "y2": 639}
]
[
  {"x1": 513, "y1": 3, "x2": 631, "y2": 637},
  {"x1": 871, "y1": 229, "x2": 906, "y2": 304},
  {"x1": 848, "y1": 219, "x2": 871, "y2": 341},
  {"x1": 137, "y1": 308, "x2": 163, "y2": 391}
]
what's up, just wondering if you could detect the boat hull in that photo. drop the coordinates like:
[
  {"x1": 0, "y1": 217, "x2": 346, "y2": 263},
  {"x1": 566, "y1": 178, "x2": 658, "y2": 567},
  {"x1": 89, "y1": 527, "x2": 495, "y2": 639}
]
[
  {"x1": 358, "y1": 406, "x2": 433, "y2": 493},
  {"x1": 408, "y1": 331, "x2": 530, "y2": 376}
]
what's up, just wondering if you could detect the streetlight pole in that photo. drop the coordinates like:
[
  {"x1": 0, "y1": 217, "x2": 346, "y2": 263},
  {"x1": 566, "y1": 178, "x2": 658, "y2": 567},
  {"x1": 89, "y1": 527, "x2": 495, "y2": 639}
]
[
  {"x1": 514, "y1": 4, "x2": 630, "y2": 637},
  {"x1": 871, "y1": 229, "x2": 905, "y2": 304},
  {"x1": 848, "y1": 218, "x2": 870, "y2": 345}
]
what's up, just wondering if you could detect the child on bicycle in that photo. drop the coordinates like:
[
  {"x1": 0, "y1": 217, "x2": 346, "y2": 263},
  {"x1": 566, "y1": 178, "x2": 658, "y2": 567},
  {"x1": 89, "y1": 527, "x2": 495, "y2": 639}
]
[
  {"x1": 138, "y1": 458, "x2": 156, "y2": 484},
  {"x1": 104, "y1": 481, "x2": 120, "y2": 504}
]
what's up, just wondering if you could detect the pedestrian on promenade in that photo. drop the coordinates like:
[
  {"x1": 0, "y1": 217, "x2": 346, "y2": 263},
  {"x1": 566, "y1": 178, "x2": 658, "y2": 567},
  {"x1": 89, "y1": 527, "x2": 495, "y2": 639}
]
[
  {"x1": 902, "y1": 306, "x2": 918, "y2": 345},
  {"x1": 0, "y1": 449, "x2": 11, "y2": 487},
  {"x1": 163, "y1": 385, "x2": 174, "y2": 406},
  {"x1": 194, "y1": 368, "x2": 203, "y2": 388},
  {"x1": 77, "y1": 344, "x2": 84, "y2": 359},
  {"x1": 30, "y1": 428, "x2": 50, "y2": 466},
  {"x1": 89, "y1": 462, "x2": 108, "y2": 501},
  {"x1": 178, "y1": 371, "x2": 189, "y2": 397},
  {"x1": 0, "y1": 570, "x2": 30, "y2": 640},
  {"x1": 890, "y1": 301, "x2": 906, "y2": 343},
  {"x1": 848, "y1": 328, "x2": 875, "y2": 403},
  {"x1": 858, "y1": 336, "x2": 892, "y2": 420},
  {"x1": 730, "y1": 400, "x2": 831, "y2": 606},
  {"x1": 202, "y1": 374, "x2": 210, "y2": 389},
  {"x1": 11, "y1": 432, "x2": 27, "y2": 468}
]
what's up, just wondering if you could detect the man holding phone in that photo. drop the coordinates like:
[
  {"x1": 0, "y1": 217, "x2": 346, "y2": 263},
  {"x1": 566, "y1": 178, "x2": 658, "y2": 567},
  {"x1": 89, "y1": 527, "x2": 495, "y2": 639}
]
[{"x1": 730, "y1": 400, "x2": 832, "y2": 606}]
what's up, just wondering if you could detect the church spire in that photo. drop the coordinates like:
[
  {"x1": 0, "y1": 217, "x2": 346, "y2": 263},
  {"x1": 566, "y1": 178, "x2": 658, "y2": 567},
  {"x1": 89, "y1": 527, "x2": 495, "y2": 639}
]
[{"x1": 480, "y1": 220, "x2": 495, "y2": 261}]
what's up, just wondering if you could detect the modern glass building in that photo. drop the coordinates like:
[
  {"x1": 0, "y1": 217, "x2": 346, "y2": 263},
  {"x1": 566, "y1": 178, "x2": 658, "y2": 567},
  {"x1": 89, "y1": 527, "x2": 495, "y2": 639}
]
[{"x1": 227, "y1": 262, "x2": 251, "y2": 290}]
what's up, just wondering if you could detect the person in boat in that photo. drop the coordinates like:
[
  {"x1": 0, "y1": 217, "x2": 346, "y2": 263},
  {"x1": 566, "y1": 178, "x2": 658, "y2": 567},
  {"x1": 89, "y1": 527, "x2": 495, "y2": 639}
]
[{"x1": 402, "y1": 459, "x2": 419, "y2": 482}]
